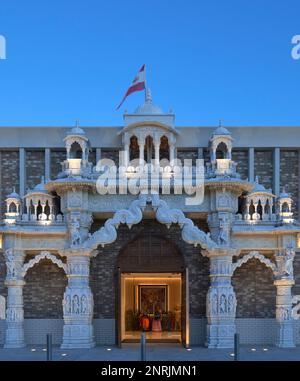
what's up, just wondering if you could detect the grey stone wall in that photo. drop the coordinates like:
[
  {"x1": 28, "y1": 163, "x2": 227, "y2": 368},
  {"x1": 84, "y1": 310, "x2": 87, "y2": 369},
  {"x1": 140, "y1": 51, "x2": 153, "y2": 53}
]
[
  {"x1": 232, "y1": 257, "x2": 276, "y2": 318},
  {"x1": 90, "y1": 220, "x2": 210, "y2": 319},
  {"x1": 26, "y1": 150, "x2": 45, "y2": 189},
  {"x1": 50, "y1": 149, "x2": 66, "y2": 180},
  {"x1": 23, "y1": 258, "x2": 67, "y2": 318},
  {"x1": 0, "y1": 150, "x2": 19, "y2": 216},
  {"x1": 232, "y1": 149, "x2": 248, "y2": 180},
  {"x1": 254, "y1": 150, "x2": 273, "y2": 190},
  {"x1": 280, "y1": 150, "x2": 299, "y2": 219}
]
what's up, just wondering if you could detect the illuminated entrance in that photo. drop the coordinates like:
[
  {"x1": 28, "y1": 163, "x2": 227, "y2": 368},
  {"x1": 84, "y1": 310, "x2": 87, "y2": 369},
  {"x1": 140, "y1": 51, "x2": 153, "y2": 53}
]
[
  {"x1": 121, "y1": 273, "x2": 183, "y2": 342},
  {"x1": 116, "y1": 231, "x2": 189, "y2": 346}
]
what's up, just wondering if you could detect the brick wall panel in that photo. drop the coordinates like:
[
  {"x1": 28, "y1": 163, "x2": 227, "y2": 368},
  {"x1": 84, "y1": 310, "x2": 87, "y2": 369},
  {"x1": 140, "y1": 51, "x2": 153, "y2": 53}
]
[
  {"x1": 232, "y1": 258, "x2": 276, "y2": 318},
  {"x1": 254, "y1": 150, "x2": 273, "y2": 190},
  {"x1": 280, "y1": 150, "x2": 299, "y2": 219},
  {"x1": 26, "y1": 150, "x2": 45, "y2": 190}
]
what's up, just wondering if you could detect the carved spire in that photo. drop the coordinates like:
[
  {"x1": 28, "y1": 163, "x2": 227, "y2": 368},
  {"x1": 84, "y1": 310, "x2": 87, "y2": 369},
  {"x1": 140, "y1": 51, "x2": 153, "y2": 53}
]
[{"x1": 145, "y1": 88, "x2": 152, "y2": 103}]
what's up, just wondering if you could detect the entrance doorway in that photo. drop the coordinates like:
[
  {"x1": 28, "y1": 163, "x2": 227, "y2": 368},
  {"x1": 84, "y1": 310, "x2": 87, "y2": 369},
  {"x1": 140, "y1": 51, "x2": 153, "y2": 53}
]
[
  {"x1": 116, "y1": 231, "x2": 189, "y2": 345},
  {"x1": 121, "y1": 273, "x2": 182, "y2": 343}
]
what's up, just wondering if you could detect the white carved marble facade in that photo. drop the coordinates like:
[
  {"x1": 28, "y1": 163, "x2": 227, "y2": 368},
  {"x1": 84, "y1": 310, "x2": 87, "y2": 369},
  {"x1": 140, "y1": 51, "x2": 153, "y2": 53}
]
[{"x1": 0, "y1": 93, "x2": 300, "y2": 349}]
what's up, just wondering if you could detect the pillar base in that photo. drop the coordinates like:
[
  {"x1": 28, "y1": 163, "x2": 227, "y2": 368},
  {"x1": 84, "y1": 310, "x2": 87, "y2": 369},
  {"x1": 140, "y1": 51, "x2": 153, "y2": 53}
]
[
  {"x1": 276, "y1": 322, "x2": 295, "y2": 348},
  {"x1": 61, "y1": 324, "x2": 95, "y2": 349},
  {"x1": 4, "y1": 328, "x2": 26, "y2": 348},
  {"x1": 206, "y1": 323, "x2": 235, "y2": 349}
]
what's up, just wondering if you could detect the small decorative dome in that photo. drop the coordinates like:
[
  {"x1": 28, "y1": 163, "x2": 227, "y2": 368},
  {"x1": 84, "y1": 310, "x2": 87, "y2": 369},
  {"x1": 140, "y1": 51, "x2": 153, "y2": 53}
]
[
  {"x1": 212, "y1": 126, "x2": 231, "y2": 136},
  {"x1": 6, "y1": 188, "x2": 21, "y2": 200},
  {"x1": 66, "y1": 121, "x2": 86, "y2": 137},
  {"x1": 251, "y1": 176, "x2": 272, "y2": 194},
  {"x1": 134, "y1": 89, "x2": 163, "y2": 114},
  {"x1": 279, "y1": 187, "x2": 290, "y2": 198},
  {"x1": 31, "y1": 177, "x2": 49, "y2": 194}
]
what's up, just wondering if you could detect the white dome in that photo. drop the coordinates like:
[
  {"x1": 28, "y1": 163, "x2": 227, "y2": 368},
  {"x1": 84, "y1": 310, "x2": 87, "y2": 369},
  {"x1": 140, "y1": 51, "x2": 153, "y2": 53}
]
[
  {"x1": 212, "y1": 126, "x2": 231, "y2": 136},
  {"x1": 6, "y1": 189, "x2": 21, "y2": 200},
  {"x1": 69, "y1": 125, "x2": 85, "y2": 136},
  {"x1": 134, "y1": 88, "x2": 162, "y2": 114}
]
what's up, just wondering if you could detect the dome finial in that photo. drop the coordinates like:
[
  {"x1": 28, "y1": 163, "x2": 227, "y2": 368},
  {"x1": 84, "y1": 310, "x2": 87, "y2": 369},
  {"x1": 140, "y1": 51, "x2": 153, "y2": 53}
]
[
  {"x1": 255, "y1": 175, "x2": 259, "y2": 184},
  {"x1": 145, "y1": 88, "x2": 152, "y2": 103},
  {"x1": 218, "y1": 119, "x2": 223, "y2": 127}
]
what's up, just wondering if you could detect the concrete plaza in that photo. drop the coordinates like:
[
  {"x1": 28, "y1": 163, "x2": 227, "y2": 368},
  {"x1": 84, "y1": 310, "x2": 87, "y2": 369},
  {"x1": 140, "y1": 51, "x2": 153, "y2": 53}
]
[{"x1": 0, "y1": 344, "x2": 300, "y2": 361}]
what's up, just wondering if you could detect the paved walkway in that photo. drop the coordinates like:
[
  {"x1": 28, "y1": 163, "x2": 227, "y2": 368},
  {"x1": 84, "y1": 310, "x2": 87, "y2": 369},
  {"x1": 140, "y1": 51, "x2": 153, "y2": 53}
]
[{"x1": 0, "y1": 344, "x2": 300, "y2": 361}]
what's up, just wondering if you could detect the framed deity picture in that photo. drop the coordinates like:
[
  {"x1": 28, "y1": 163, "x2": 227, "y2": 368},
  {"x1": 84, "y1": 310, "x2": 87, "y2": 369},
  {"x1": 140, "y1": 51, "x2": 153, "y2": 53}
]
[{"x1": 138, "y1": 285, "x2": 168, "y2": 314}]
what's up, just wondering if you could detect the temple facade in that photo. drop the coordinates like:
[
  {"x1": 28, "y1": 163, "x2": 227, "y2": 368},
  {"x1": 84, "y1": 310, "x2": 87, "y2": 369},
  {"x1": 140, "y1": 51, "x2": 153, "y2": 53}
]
[{"x1": 1, "y1": 92, "x2": 300, "y2": 349}]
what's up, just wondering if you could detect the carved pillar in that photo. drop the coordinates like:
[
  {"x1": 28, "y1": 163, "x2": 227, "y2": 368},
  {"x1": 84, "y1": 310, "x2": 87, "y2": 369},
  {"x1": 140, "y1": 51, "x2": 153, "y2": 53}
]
[
  {"x1": 124, "y1": 143, "x2": 129, "y2": 167},
  {"x1": 169, "y1": 143, "x2": 175, "y2": 164},
  {"x1": 206, "y1": 248, "x2": 236, "y2": 348},
  {"x1": 154, "y1": 140, "x2": 160, "y2": 167},
  {"x1": 61, "y1": 251, "x2": 95, "y2": 349},
  {"x1": 4, "y1": 249, "x2": 26, "y2": 348},
  {"x1": 274, "y1": 248, "x2": 295, "y2": 347},
  {"x1": 274, "y1": 279, "x2": 295, "y2": 347},
  {"x1": 139, "y1": 143, "x2": 145, "y2": 167}
]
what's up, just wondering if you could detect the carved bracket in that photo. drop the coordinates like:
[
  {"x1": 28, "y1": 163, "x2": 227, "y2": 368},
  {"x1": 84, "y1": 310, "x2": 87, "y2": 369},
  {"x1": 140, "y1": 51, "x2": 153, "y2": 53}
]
[{"x1": 84, "y1": 193, "x2": 217, "y2": 253}]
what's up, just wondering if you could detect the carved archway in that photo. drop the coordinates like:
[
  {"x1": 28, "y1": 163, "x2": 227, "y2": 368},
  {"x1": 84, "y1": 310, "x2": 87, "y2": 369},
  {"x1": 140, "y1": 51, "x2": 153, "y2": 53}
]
[
  {"x1": 84, "y1": 194, "x2": 217, "y2": 253},
  {"x1": 22, "y1": 251, "x2": 67, "y2": 277},
  {"x1": 232, "y1": 251, "x2": 277, "y2": 275},
  {"x1": 118, "y1": 233, "x2": 184, "y2": 272}
]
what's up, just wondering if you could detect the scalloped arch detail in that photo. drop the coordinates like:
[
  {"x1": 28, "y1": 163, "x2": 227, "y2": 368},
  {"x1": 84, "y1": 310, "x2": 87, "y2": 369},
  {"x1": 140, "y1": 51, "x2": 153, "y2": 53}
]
[
  {"x1": 22, "y1": 251, "x2": 67, "y2": 276},
  {"x1": 232, "y1": 251, "x2": 277, "y2": 274}
]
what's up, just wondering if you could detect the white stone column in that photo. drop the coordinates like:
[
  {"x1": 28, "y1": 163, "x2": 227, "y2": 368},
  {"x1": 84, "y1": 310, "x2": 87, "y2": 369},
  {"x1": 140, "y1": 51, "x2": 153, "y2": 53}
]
[
  {"x1": 274, "y1": 279, "x2": 295, "y2": 348},
  {"x1": 139, "y1": 143, "x2": 145, "y2": 167},
  {"x1": 154, "y1": 140, "x2": 160, "y2": 167},
  {"x1": 4, "y1": 249, "x2": 26, "y2": 348},
  {"x1": 61, "y1": 252, "x2": 95, "y2": 349},
  {"x1": 248, "y1": 148, "x2": 254, "y2": 183},
  {"x1": 124, "y1": 144, "x2": 129, "y2": 167},
  {"x1": 169, "y1": 143, "x2": 175, "y2": 165},
  {"x1": 19, "y1": 148, "x2": 26, "y2": 198},
  {"x1": 274, "y1": 148, "x2": 280, "y2": 196},
  {"x1": 206, "y1": 249, "x2": 236, "y2": 348}
]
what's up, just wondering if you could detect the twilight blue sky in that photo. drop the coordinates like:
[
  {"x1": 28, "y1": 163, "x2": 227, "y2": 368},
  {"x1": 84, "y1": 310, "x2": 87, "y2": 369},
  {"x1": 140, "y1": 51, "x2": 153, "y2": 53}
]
[{"x1": 0, "y1": 0, "x2": 300, "y2": 126}]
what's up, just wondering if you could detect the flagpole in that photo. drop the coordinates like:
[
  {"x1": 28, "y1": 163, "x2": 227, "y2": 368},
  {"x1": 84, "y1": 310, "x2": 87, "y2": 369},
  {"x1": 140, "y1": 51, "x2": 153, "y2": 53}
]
[{"x1": 144, "y1": 64, "x2": 147, "y2": 101}]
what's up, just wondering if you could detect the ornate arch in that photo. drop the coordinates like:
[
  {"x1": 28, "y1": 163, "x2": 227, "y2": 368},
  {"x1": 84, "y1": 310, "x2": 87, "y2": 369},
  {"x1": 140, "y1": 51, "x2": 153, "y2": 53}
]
[
  {"x1": 83, "y1": 193, "x2": 217, "y2": 252},
  {"x1": 232, "y1": 251, "x2": 277, "y2": 274},
  {"x1": 22, "y1": 251, "x2": 67, "y2": 277}
]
